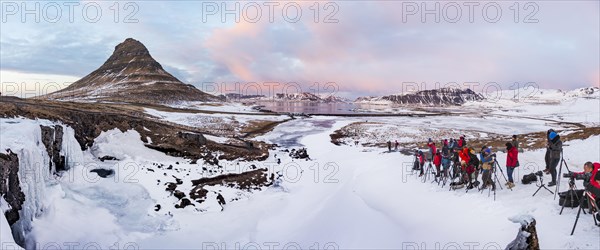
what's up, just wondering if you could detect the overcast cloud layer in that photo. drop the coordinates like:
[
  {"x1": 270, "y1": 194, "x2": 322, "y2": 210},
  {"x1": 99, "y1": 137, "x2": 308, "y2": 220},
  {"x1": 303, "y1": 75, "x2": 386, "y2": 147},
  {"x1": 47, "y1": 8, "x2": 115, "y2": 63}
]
[{"x1": 1, "y1": 1, "x2": 598, "y2": 98}]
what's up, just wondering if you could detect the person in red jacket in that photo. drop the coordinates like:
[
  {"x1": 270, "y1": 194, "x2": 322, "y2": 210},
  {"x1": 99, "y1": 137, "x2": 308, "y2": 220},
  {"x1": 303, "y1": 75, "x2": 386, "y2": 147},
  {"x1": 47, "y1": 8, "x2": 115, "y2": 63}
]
[
  {"x1": 427, "y1": 139, "x2": 437, "y2": 161},
  {"x1": 568, "y1": 162, "x2": 600, "y2": 221},
  {"x1": 459, "y1": 147, "x2": 470, "y2": 167},
  {"x1": 506, "y1": 142, "x2": 519, "y2": 188},
  {"x1": 418, "y1": 151, "x2": 426, "y2": 177},
  {"x1": 433, "y1": 150, "x2": 442, "y2": 177},
  {"x1": 568, "y1": 162, "x2": 600, "y2": 199}
]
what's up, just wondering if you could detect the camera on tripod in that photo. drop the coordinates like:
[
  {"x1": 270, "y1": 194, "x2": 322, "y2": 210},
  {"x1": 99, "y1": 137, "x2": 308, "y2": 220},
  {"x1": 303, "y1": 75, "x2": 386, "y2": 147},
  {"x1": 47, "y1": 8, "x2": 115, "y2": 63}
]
[
  {"x1": 562, "y1": 172, "x2": 591, "y2": 181},
  {"x1": 563, "y1": 171, "x2": 591, "y2": 184}
]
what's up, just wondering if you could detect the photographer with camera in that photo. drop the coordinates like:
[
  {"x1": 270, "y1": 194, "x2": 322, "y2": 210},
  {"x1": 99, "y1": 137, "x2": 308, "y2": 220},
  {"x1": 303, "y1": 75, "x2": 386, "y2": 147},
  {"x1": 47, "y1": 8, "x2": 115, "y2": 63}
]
[
  {"x1": 479, "y1": 147, "x2": 496, "y2": 191},
  {"x1": 564, "y1": 162, "x2": 600, "y2": 222},
  {"x1": 545, "y1": 130, "x2": 562, "y2": 187},
  {"x1": 564, "y1": 162, "x2": 600, "y2": 198}
]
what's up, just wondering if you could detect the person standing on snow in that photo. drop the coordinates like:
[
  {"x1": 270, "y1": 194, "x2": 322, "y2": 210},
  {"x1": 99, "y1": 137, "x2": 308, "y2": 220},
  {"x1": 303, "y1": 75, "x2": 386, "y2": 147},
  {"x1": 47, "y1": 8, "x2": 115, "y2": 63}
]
[
  {"x1": 565, "y1": 162, "x2": 600, "y2": 221},
  {"x1": 544, "y1": 129, "x2": 556, "y2": 175},
  {"x1": 511, "y1": 135, "x2": 520, "y2": 151},
  {"x1": 427, "y1": 138, "x2": 437, "y2": 162},
  {"x1": 441, "y1": 142, "x2": 451, "y2": 177},
  {"x1": 418, "y1": 151, "x2": 426, "y2": 177},
  {"x1": 459, "y1": 136, "x2": 466, "y2": 147},
  {"x1": 387, "y1": 140, "x2": 392, "y2": 152},
  {"x1": 395, "y1": 140, "x2": 399, "y2": 151},
  {"x1": 479, "y1": 147, "x2": 495, "y2": 191},
  {"x1": 459, "y1": 147, "x2": 471, "y2": 184},
  {"x1": 547, "y1": 131, "x2": 562, "y2": 187},
  {"x1": 433, "y1": 150, "x2": 442, "y2": 177},
  {"x1": 506, "y1": 142, "x2": 519, "y2": 188}
]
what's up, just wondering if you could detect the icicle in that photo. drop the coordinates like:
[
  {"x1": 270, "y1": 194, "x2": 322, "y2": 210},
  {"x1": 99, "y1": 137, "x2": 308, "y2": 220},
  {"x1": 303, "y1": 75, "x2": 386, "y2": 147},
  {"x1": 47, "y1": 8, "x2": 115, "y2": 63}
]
[
  {"x1": 11, "y1": 124, "x2": 51, "y2": 246},
  {"x1": 60, "y1": 125, "x2": 84, "y2": 170}
]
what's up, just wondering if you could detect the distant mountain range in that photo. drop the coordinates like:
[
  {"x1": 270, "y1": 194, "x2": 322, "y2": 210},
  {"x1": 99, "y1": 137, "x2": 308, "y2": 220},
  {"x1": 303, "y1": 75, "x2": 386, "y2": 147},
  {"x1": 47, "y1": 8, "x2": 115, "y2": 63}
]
[
  {"x1": 355, "y1": 88, "x2": 485, "y2": 106},
  {"x1": 35, "y1": 38, "x2": 598, "y2": 107},
  {"x1": 223, "y1": 92, "x2": 351, "y2": 103}
]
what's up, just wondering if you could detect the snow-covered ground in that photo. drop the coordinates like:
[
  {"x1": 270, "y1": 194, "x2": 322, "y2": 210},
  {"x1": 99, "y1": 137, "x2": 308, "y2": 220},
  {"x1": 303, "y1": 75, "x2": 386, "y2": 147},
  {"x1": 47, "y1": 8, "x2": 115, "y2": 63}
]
[
  {"x1": 144, "y1": 108, "x2": 288, "y2": 137},
  {"x1": 1, "y1": 92, "x2": 599, "y2": 249},
  {"x1": 167, "y1": 101, "x2": 263, "y2": 113}
]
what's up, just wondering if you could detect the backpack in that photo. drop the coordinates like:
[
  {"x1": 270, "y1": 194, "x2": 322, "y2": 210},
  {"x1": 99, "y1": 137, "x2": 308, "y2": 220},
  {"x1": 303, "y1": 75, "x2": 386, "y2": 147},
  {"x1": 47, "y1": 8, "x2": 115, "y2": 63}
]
[
  {"x1": 468, "y1": 152, "x2": 479, "y2": 167},
  {"x1": 521, "y1": 173, "x2": 537, "y2": 184}
]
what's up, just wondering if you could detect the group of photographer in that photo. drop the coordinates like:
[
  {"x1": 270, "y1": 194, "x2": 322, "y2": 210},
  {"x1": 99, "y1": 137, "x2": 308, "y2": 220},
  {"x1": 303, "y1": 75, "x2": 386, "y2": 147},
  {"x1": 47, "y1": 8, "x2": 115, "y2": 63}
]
[
  {"x1": 411, "y1": 130, "x2": 600, "y2": 222},
  {"x1": 413, "y1": 135, "x2": 520, "y2": 190}
]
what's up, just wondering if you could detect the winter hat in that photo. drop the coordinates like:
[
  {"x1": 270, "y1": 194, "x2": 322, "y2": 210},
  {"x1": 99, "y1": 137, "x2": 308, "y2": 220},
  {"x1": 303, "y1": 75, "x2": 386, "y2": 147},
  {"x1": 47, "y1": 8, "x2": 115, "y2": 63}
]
[
  {"x1": 428, "y1": 138, "x2": 432, "y2": 142},
  {"x1": 505, "y1": 142, "x2": 513, "y2": 149},
  {"x1": 484, "y1": 148, "x2": 491, "y2": 154},
  {"x1": 549, "y1": 131, "x2": 558, "y2": 140}
]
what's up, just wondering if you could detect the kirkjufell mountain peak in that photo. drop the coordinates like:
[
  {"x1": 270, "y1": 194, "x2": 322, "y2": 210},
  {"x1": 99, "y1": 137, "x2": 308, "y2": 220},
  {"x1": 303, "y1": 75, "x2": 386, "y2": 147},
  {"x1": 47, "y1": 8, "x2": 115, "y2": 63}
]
[{"x1": 41, "y1": 38, "x2": 218, "y2": 104}]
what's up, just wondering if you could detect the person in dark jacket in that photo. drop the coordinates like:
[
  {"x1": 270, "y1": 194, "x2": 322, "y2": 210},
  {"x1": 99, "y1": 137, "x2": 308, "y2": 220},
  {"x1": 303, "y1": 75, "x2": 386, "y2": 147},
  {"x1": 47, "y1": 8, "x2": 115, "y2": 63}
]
[
  {"x1": 480, "y1": 147, "x2": 495, "y2": 190},
  {"x1": 506, "y1": 142, "x2": 519, "y2": 188},
  {"x1": 441, "y1": 143, "x2": 451, "y2": 177},
  {"x1": 544, "y1": 129, "x2": 556, "y2": 174},
  {"x1": 387, "y1": 141, "x2": 392, "y2": 152},
  {"x1": 458, "y1": 136, "x2": 466, "y2": 148},
  {"x1": 547, "y1": 131, "x2": 562, "y2": 186},
  {"x1": 451, "y1": 148, "x2": 461, "y2": 179},
  {"x1": 511, "y1": 135, "x2": 520, "y2": 151}
]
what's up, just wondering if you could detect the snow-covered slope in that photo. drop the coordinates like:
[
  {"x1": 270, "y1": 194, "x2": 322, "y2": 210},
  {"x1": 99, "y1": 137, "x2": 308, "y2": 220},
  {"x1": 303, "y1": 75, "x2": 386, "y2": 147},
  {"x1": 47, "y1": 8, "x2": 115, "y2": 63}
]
[
  {"x1": 487, "y1": 86, "x2": 600, "y2": 103},
  {"x1": 1, "y1": 88, "x2": 598, "y2": 248}
]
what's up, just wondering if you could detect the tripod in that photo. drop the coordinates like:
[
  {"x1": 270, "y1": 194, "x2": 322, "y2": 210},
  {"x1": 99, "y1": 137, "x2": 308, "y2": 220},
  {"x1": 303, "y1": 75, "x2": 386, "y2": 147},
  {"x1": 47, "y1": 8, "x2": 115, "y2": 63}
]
[
  {"x1": 440, "y1": 162, "x2": 451, "y2": 188},
  {"x1": 532, "y1": 174, "x2": 554, "y2": 197},
  {"x1": 479, "y1": 163, "x2": 503, "y2": 200},
  {"x1": 411, "y1": 156, "x2": 420, "y2": 176},
  {"x1": 422, "y1": 162, "x2": 433, "y2": 183},
  {"x1": 559, "y1": 179, "x2": 584, "y2": 215},
  {"x1": 570, "y1": 191, "x2": 599, "y2": 235},
  {"x1": 493, "y1": 159, "x2": 512, "y2": 191},
  {"x1": 448, "y1": 162, "x2": 463, "y2": 191},
  {"x1": 554, "y1": 152, "x2": 571, "y2": 200}
]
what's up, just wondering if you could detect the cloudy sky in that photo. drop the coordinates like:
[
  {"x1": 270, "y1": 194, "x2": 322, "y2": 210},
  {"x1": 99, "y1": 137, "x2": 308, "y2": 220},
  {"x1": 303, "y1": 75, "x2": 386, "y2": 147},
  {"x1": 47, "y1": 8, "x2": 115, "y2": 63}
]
[{"x1": 1, "y1": 1, "x2": 598, "y2": 98}]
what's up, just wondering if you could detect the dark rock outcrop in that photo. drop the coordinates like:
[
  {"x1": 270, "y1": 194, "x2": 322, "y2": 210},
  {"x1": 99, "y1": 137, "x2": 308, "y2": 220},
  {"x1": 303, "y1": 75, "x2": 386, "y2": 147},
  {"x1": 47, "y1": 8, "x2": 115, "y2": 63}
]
[
  {"x1": 0, "y1": 151, "x2": 25, "y2": 225},
  {"x1": 173, "y1": 190, "x2": 186, "y2": 200},
  {"x1": 189, "y1": 168, "x2": 270, "y2": 202},
  {"x1": 175, "y1": 198, "x2": 194, "y2": 209},
  {"x1": 98, "y1": 155, "x2": 119, "y2": 162},
  {"x1": 506, "y1": 218, "x2": 539, "y2": 250},
  {"x1": 177, "y1": 132, "x2": 207, "y2": 145},
  {"x1": 289, "y1": 148, "x2": 310, "y2": 160},
  {"x1": 40, "y1": 125, "x2": 66, "y2": 172},
  {"x1": 90, "y1": 169, "x2": 115, "y2": 178}
]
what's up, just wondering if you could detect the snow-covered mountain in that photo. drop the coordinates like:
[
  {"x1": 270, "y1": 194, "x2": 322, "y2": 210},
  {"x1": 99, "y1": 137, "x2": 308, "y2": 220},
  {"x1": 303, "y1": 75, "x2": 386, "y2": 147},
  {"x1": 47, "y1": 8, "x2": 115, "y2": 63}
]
[
  {"x1": 491, "y1": 86, "x2": 600, "y2": 103},
  {"x1": 40, "y1": 38, "x2": 219, "y2": 104},
  {"x1": 355, "y1": 88, "x2": 484, "y2": 106}
]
